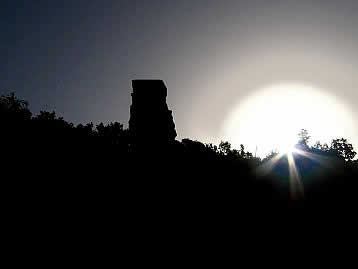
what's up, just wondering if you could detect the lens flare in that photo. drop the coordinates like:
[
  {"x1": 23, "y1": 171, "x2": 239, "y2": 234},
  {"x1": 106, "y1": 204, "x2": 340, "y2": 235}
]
[
  {"x1": 257, "y1": 150, "x2": 304, "y2": 200},
  {"x1": 287, "y1": 152, "x2": 304, "y2": 200}
]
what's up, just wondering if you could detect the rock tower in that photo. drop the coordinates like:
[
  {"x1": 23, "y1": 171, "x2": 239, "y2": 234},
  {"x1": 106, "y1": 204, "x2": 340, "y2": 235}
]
[{"x1": 129, "y1": 80, "x2": 177, "y2": 144}]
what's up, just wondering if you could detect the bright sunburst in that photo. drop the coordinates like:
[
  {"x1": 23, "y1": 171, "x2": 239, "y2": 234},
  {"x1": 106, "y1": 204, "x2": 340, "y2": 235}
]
[{"x1": 222, "y1": 83, "x2": 355, "y2": 158}]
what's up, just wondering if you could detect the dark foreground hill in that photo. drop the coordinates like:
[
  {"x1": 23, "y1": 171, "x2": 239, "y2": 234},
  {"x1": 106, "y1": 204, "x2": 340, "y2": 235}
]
[{"x1": 2, "y1": 81, "x2": 358, "y2": 259}]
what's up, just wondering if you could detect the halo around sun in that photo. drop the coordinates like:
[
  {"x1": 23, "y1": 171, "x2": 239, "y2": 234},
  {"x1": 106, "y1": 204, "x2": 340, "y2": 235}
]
[{"x1": 222, "y1": 83, "x2": 356, "y2": 158}]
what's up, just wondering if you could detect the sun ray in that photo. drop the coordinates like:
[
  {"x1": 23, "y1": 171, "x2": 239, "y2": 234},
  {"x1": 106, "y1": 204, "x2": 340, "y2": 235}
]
[
  {"x1": 287, "y1": 152, "x2": 304, "y2": 200},
  {"x1": 257, "y1": 150, "x2": 305, "y2": 201},
  {"x1": 293, "y1": 148, "x2": 333, "y2": 168},
  {"x1": 256, "y1": 152, "x2": 285, "y2": 176}
]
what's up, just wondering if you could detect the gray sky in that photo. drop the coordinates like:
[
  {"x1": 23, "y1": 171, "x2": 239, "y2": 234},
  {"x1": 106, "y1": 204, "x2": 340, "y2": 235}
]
[{"x1": 1, "y1": 0, "x2": 357, "y2": 151}]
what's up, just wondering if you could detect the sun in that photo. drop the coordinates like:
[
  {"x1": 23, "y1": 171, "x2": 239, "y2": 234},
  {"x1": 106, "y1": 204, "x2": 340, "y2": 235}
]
[
  {"x1": 280, "y1": 144, "x2": 299, "y2": 155},
  {"x1": 222, "y1": 83, "x2": 355, "y2": 158}
]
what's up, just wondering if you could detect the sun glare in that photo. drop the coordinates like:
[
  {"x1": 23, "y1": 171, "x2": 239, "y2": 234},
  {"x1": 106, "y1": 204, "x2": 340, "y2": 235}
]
[
  {"x1": 222, "y1": 83, "x2": 355, "y2": 158},
  {"x1": 281, "y1": 144, "x2": 298, "y2": 155}
]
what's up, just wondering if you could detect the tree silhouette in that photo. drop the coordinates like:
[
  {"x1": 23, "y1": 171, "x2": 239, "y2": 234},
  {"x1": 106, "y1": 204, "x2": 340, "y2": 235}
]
[
  {"x1": 330, "y1": 138, "x2": 357, "y2": 161},
  {"x1": 312, "y1": 141, "x2": 329, "y2": 152},
  {"x1": 219, "y1": 141, "x2": 231, "y2": 155},
  {"x1": 297, "y1": 129, "x2": 310, "y2": 147},
  {"x1": 0, "y1": 92, "x2": 32, "y2": 122}
]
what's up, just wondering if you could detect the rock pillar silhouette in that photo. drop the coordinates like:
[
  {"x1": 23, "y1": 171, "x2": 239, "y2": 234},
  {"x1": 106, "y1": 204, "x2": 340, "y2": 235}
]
[{"x1": 129, "y1": 80, "x2": 177, "y2": 145}]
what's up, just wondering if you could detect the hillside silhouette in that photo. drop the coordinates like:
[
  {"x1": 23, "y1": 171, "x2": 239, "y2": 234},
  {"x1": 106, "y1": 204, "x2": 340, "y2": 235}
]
[{"x1": 2, "y1": 80, "x2": 358, "y2": 256}]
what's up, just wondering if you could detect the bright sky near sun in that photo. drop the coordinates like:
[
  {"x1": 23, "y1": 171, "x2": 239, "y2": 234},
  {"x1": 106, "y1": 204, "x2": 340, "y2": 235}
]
[{"x1": 222, "y1": 83, "x2": 356, "y2": 158}]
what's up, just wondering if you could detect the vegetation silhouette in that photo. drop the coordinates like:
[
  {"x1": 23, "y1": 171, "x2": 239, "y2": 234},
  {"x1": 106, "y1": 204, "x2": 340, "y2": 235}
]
[{"x1": 2, "y1": 80, "x2": 358, "y2": 247}]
